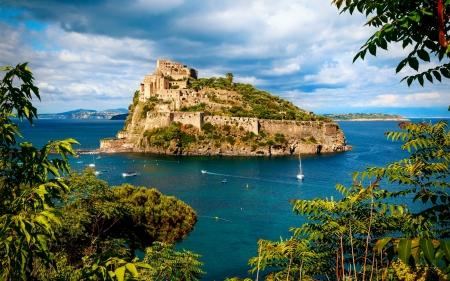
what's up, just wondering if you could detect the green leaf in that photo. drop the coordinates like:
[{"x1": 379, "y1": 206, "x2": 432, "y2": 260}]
[
  {"x1": 419, "y1": 239, "x2": 435, "y2": 265},
  {"x1": 407, "y1": 76, "x2": 414, "y2": 86},
  {"x1": 425, "y1": 72, "x2": 433, "y2": 83},
  {"x1": 417, "y1": 50, "x2": 430, "y2": 62},
  {"x1": 125, "y1": 263, "x2": 138, "y2": 277},
  {"x1": 115, "y1": 266, "x2": 125, "y2": 281},
  {"x1": 369, "y1": 43, "x2": 377, "y2": 56},
  {"x1": 432, "y1": 70, "x2": 442, "y2": 82},
  {"x1": 378, "y1": 38, "x2": 388, "y2": 50},
  {"x1": 417, "y1": 74, "x2": 424, "y2": 86},
  {"x1": 398, "y1": 239, "x2": 411, "y2": 265},
  {"x1": 408, "y1": 57, "x2": 419, "y2": 71},
  {"x1": 374, "y1": 238, "x2": 392, "y2": 253},
  {"x1": 441, "y1": 67, "x2": 450, "y2": 78},
  {"x1": 440, "y1": 240, "x2": 450, "y2": 260}
]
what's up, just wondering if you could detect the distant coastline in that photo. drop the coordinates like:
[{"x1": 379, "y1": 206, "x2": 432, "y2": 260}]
[
  {"x1": 38, "y1": 108, "x2": 128, "y2": 120},
  {"x1": 334, "y1": 118, "x2": 410, "y2": 122},
  {"x1": 324, "y1": 113, "x2": 407, "y2": 121}
]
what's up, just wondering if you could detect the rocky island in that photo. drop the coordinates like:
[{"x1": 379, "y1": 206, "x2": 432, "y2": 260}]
[{"x1": 100, "y1": 60, "x2": 350, "y2": 156}]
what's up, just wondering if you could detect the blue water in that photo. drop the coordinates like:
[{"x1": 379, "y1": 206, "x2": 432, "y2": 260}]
[{"x1": 15, "y1": 118, "x2": 443, "y2": 280}]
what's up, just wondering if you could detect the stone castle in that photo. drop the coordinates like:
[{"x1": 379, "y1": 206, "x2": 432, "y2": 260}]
[{"x1": 100, "y1": 60, "x2": 349, "y2": 156}]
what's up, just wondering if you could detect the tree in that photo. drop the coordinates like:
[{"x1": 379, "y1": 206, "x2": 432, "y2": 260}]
[
  {"x1": 55, "y1": 170, "x2": 198, "y2": 263},
  {"x1": 0, "y1": 63, "x2": 78, "y2": 280},
  {"x1": 226, "y1": 72, "x2": 234, "y2": 83},
  {"x1": 244, "y1": 120, "x2": 450, "y2": 280},
  {"x1": 332, "y1": 0, "x2": 450, "y2": 86}
]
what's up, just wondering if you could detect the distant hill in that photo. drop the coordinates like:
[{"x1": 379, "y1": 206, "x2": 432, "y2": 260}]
[
  {"x1": 38, "y1": 108, "x2": 129, "y2": 119},
  {"x1": 324, "y1": 113, "x2": 408, "y2": 121},
  {"x1": 110, "y1": 113, "x2": 129, "y2": 120}
]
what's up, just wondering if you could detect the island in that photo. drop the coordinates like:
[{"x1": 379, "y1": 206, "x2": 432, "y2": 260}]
[
  {"x1": 324, "y1": 113, "x2": 409, "y2": 121},
  {"x1": 38, "y1": 108, "x2": 129, "y2": 119},
  {"x1": 100, "y1": 60, "x2": 351, "y2": 156}
]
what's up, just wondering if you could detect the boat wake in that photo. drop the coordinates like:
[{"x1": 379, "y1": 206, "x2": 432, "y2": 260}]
[{"x1": 201, "y1": 170, "x2": 299, "y2": 185}]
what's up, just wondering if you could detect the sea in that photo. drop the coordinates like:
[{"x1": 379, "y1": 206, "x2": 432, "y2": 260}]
[{"x1": 15, "y1": 117, "x2": 447, "y2": 280}]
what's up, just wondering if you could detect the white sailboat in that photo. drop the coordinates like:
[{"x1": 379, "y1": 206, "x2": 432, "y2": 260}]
[{"x1": 297, "y1": 151, "x2": 304, "y2": 180}]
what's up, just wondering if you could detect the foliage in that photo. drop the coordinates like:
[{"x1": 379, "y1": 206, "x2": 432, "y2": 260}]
[
  {"x1": 0, "y1": 63, "x2": 203, "y2": 280},
  {"x1": 332, "y1": 0, "x2": 450, "y2": 86},
  {"x1": 180, "y1": 102, "x2": 206, "y2": 112},
  {"x1": 54, "y1": 170, "x2": 198, "y2": 263},
  {"x1": 140, "y1": 242, "x2": 205, "y2": 281},
  {"x1": 0, "y1": 63, "x2": 78, "y2": 280},
  {"x1": 243, "y1": 120, "x2": 450, "y2": 280},
  {"x1": 186, "y1": 76, "x2": 331, "y2": 122}
]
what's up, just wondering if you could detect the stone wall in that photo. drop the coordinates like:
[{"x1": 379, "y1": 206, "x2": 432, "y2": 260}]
[
  {"x1": 203, "y1": 115, "x2": 259, "y2": 135},
  {"x1": 171, "y1": 112, "x2": 203, "y2": 130},
  {"x1": 144, "y1": 112, "x2": 172, "y2": 131},
  {"x1": 260, "y1": 119, "x2": 337, "y2": 138}
]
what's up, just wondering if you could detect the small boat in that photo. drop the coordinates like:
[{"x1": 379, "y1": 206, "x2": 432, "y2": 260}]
[
  {"x1": 94, "y1": 171, "x2": 102, "y2": 176},
  {"x1": 100, "y1": 170, "x2": 108, "y2": 172},
  {"x1": 77, "y1": 161, "x2": 84, "y2": 164},
  {"x1": 201, "y1": 170, "x2": 207, "y2": 174},
  {"x1": 297, "y1": 151, "x2": 304, "y2": 180},
  {"x1": 74, "y1": 154, "x2": 80, "y2": 158},
  {"x1": 122, "y1": 172, "x2": 137, "y2": 177},
  {"x1": 222, "y1": 179, "x2": 227, "y2": 183},
  {"x1": 88, "y1": 163, "x2": 95, "y2": 167},
  {"x1": 96, "y1": 156, "x2": 101, "y2": 159}
]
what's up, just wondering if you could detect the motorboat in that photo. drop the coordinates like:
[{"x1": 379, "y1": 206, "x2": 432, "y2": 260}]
[{"x1": 122, "y1": 172, "x2": 137, "y2": 177}]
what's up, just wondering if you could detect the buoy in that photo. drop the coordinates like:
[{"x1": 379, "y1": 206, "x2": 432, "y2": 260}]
[{"x1": 215, "y1": 217, "x2": 219, "y2": 220}]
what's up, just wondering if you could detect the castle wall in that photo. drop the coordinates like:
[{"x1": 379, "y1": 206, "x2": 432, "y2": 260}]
[
  {"x1": 144, "y1": 112, "x2": 172, "y2": 130},
  {"x1": 171, "y1": 112, "x2": 204, "y2": 130},
  {"x1": 203, "y1": 116, "x2": 259, "y2": 135},
  {"x1": 259, "y1": 119, "x2": 338, "y2": 139}
]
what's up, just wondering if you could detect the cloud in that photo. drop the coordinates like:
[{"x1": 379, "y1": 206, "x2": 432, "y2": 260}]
[
  {"x1": 353, "y1": 92, "x2": 444, "y2": 108},
  {"x1": 0, "y1": 0, "x2": 448, "y2": 115}
]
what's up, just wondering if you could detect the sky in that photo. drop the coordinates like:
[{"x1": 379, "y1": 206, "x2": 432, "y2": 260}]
[{"x1": 0, "y1": 0, "x2": 449, "y2": 117}]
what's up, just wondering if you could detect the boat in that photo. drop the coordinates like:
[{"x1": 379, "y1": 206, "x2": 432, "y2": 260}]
[
  {"x1": 88, "y1": 154, "x2": 95, "y2": 167},
  {"x1": 297, "y1": 151, "x2": 304, "y2": 180},
  {"x1": 94, "y1": 171, "x2": 102, "y2": 176},
  {"x1": 201, "y1": 170, "x2": 207, "y2": 174},
  {"x1": 222, "y1": 179, "x2": 227, "y2": 183},
  {"x1": 122, "y1": 172, "x2": 137, "y2": 177}
]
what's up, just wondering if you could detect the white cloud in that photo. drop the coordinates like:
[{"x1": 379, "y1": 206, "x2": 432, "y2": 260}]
[
  {"x1": 352, "y1": 92, "x2": 444, "y2": 107},
  {"x1": 0, "y1": 0, "x2": 447, "y2": 114}
]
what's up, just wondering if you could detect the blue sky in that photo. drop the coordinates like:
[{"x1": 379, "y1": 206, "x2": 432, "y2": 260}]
[{"x1": 0, "y1": 0, "x2": 448, "y2": 117}]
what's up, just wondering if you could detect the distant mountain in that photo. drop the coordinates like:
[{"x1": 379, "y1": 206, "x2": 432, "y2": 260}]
[
  {"x1": 38, "y1": 108, "x2": 129, "y2": 119},
  {"x1": 110, "y1": 113, "x2": 129, "y2": 120}
]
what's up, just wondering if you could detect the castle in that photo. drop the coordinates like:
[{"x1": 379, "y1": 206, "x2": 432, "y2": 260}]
[
  {"x1": 100, "y1": 60, "x2": 349, "y2": 155},
  {"x1": 139, "y1": 60, "x2": 200, "y2": 110}
]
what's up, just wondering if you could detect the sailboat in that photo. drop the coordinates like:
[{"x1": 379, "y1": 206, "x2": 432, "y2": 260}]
[
  {"x1": 297, "y1": 151, "x2": 304, "y2": 180},
  {"x1": 88, "y1": 153, "x2": 95, "y2": 167}
]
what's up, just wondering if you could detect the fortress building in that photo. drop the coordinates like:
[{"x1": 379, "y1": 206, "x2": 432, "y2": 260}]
[{"x1": 139, "y1": 60, "x2": 199, "y2": 108}]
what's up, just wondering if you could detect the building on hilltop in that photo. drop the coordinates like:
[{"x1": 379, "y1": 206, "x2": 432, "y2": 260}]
[{"x1": 139, "y1": 60, "x2": 199, "y2": 108}]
